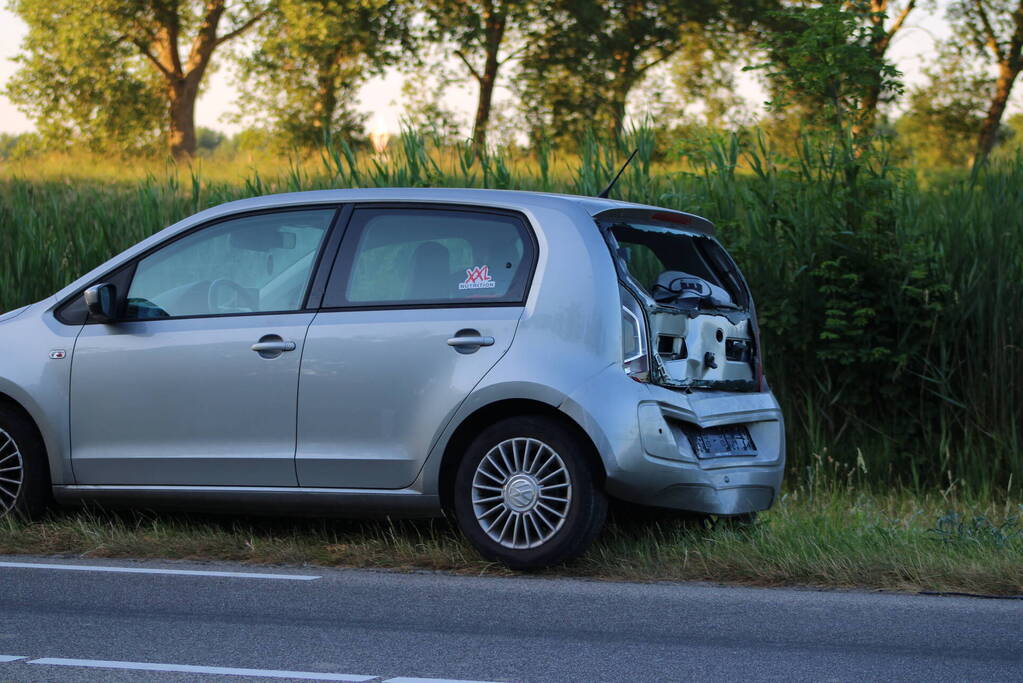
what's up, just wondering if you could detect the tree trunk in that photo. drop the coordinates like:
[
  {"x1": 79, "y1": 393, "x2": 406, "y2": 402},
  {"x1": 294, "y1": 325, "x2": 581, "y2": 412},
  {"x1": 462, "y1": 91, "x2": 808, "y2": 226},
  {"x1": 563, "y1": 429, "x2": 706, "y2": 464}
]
[
  {"x1": 313, "y1": 58, "x2": 340, "y2": 145},
  {"x1": 852, "y1": 80, "x2": 881, "y2": 140},
  {"x1": 975, "y1": 62, "x2": 1020, "y2": 165},
  {"x1": 146, "y1": 0, "x2": 262, "y2": 161},
  {"x1": 471, "y1": 4, "x2": 506, "y2": 148},
  {"x1": 608, "y1": 75, "x2": 633, "y2": 140},
  {"x1": 472, "y1": 54, "x2": 499, "y2": 147},
  {"x1": 168, "y1": 79, "x2": 198, "y2": 160}
]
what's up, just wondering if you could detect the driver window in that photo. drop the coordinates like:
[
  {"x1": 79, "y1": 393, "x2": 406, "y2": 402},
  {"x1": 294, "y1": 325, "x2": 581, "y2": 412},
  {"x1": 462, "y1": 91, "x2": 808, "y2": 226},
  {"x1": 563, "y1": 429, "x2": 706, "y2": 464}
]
[{"x1": 124, "y1": 209, "x2": 334, "y2": 320}]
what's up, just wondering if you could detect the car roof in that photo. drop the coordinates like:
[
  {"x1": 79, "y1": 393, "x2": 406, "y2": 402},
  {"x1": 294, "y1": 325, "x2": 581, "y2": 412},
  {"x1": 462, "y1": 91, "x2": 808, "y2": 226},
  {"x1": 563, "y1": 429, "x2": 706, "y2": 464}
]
[{"x1": 198, "y1": 188, "x2": 714, "y2": 233}]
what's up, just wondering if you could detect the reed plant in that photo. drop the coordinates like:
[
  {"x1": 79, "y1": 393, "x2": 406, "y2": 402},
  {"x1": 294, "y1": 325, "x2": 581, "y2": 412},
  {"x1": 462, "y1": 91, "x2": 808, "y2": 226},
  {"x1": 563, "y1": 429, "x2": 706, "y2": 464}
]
[{"x1": 0, "y1": 128, "x2": 1020, "y2": 496}]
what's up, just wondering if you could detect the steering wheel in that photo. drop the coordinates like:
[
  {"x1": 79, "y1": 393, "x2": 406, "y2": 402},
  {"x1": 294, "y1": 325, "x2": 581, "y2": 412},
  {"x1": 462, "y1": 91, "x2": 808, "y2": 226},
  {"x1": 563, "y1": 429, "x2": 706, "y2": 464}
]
[{"x1": 207, "y1": 279, "x2": 257, "y2": 314}]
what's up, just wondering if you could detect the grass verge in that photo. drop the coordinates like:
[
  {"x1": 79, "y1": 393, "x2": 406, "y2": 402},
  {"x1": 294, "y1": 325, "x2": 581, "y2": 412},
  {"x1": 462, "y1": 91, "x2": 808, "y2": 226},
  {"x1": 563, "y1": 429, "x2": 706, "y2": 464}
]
[{"x1": 2, "y1": 490, "x2": 1020, "y2": 595}]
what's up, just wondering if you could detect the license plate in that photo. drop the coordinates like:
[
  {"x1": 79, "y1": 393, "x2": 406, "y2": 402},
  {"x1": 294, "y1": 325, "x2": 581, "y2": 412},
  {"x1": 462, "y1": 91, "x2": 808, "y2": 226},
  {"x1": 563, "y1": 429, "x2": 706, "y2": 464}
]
[{"x1": 684, "y1": 425, "x2": 757, "y2": 459}]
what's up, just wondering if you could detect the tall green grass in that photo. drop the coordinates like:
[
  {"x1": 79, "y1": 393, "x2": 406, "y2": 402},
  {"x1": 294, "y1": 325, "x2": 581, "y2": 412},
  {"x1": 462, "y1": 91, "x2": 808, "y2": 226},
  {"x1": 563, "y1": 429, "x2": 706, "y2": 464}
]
[
  {"x1": 0, "y1": 130, "x2": 1020, "y2": 494},
  {"x1": 2, "y1": 490, "x2": 1020, "y2": 593}
]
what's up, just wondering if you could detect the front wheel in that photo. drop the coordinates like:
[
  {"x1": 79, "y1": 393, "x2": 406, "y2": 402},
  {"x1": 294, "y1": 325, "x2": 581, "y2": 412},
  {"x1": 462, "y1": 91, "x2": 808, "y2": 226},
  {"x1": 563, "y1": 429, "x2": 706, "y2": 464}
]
[
  {"x1": 453, "y1": 416, "x2": 607, "y2": 570},
  {"x1": 0, "y1": 405, "x2": 49, "y2": 520}
]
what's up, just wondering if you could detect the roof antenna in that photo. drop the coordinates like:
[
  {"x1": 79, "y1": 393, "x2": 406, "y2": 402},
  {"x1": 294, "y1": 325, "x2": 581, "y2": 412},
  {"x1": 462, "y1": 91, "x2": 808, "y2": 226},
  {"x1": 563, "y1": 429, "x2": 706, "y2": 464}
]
[{"x1": 597, "y1": 148, "x2": 639, "y2": 199}]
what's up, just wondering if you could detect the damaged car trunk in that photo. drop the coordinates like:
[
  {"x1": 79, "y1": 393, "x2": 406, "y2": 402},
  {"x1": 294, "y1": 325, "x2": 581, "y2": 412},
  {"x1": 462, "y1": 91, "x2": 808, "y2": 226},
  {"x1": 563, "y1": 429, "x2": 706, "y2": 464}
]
[{"x1": 597, "y1": 208, "x2": 763, "y2": 392}]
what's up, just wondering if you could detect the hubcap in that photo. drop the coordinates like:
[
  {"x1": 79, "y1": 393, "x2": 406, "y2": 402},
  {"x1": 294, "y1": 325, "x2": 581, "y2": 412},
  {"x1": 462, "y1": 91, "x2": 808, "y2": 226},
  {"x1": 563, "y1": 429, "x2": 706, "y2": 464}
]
[
  {"x1": 0, "y1": 428, "x2": 23, "y2": 515},
  {"x1": 472, "y1": 437, "x2": 572, "y2": 550}
]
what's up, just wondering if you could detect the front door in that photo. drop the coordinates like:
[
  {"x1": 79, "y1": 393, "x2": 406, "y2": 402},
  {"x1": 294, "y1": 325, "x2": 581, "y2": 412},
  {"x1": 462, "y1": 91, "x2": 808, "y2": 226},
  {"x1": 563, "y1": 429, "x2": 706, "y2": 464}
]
[
  {"x1": 70, "y1": 208, "x2": 337, "y2": 486},
  {"x1": 296, "y1": 205, "x2": 537, "y2": 489}
]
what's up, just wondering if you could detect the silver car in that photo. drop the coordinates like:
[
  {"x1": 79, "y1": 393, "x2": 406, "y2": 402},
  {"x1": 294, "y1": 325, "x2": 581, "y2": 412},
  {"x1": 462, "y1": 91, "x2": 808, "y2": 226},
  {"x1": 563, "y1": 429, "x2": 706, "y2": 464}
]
[{"x1": 0, "y1": 188, "x2": 784, "y2": 568}]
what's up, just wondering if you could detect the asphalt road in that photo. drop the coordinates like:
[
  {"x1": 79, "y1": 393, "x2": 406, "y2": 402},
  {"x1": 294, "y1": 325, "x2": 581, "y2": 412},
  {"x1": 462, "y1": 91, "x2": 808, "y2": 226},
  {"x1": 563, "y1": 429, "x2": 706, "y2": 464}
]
[{"x1": 0, "y1": 556, "x2": 1021, "y2": 683}]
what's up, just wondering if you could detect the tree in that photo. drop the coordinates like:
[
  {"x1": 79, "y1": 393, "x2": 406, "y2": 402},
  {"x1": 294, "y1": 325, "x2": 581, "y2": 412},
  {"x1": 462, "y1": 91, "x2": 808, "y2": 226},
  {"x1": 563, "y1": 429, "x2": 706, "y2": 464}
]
[
  {"x1": 424, "y1": 0, "x2": 536, "y2": 147},
  {"x1": 669, "y1": 37, "x2": 744, "y2": 129},
  {"x1": 6, "y1": 0, "x2": 266, "y2": 159},
  {"x1": 519, "y1": 0, "x2": 768, "y2": 143},
  {"x1": 399, "y1": 62, "x2": 465, "y2": 143},
  {"x1": 948, "y1": 0, "x2": 1023, "y2": 164},
  {"x1": 895, "y1": 43, "x2": 993, "y2": 166},
  {"x1": 853, "y1": 1, "x2": 918, "y2": 136},
  {"x1": 234, "y1": 0, "x2": 411, "y2": 149},
  {"x1": 522, "y1": 0, "x2": 712, "y2": 140},
  {"x1": 753, "y1": 0, "x2": 904, "y2": 139}
]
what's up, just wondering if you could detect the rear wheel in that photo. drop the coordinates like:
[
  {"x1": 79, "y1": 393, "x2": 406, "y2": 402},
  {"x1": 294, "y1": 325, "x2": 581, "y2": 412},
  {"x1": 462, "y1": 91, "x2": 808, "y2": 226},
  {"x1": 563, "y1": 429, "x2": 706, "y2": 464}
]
[
  {"x1": 453, "y1": 415, "x2": 607, "y2": 569},
  {"x1": 0, "y1": 405, "x2": 49, "y2": 520}
]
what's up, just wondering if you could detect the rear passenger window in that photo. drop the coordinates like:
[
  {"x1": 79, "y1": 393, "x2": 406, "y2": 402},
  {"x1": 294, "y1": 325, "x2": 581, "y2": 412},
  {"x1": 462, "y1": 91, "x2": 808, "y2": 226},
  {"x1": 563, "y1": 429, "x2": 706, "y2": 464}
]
[{"x1": 323, "y1": 207, "x2": 535, "y2": 307}]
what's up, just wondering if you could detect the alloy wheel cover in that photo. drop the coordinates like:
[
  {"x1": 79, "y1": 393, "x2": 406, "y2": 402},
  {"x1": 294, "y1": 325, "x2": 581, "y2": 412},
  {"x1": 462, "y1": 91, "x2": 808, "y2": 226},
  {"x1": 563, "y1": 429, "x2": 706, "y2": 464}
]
[
  {"x1": 471, "y1": 437, "x2": 572, "y2": 550},
  {"x1": 0, "y1": 428, "x2": 23, "y2": 515}
]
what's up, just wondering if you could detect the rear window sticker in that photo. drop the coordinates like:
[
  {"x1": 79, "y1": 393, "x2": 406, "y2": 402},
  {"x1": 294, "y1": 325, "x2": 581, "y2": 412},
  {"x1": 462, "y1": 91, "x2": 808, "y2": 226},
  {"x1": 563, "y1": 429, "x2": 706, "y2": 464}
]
[{"x1": 459, "y1": 265, "x2": 496, "y2": 290}]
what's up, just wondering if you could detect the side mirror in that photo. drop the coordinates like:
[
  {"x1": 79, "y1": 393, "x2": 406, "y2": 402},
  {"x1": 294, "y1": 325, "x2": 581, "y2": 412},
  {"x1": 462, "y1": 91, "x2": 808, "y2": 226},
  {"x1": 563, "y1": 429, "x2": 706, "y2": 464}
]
[{"x1": 84, "y1": 283, "x2": 118, "y2": 324}]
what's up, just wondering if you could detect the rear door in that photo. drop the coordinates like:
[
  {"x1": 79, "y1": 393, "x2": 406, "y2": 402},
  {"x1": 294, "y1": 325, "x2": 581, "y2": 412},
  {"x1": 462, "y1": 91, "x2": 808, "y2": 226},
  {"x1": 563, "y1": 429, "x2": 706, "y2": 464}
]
[{"x1": 296, "y1": 205, "x2": 536, "y2": 488}]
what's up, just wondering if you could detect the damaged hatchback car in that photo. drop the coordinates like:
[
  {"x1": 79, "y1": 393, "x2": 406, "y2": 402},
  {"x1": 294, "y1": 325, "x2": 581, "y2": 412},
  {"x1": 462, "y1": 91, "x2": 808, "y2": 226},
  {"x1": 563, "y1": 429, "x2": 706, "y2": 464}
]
[{"x1": 0, "y1": 188, "x2": 784, "y2": 569}]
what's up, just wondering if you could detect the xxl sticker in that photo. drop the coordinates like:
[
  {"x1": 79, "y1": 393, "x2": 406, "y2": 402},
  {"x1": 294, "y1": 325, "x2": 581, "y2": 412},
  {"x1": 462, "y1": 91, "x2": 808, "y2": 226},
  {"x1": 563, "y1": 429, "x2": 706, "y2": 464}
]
[{"x1": 459, "y1": 265, "x2": 496, "y2": 290}]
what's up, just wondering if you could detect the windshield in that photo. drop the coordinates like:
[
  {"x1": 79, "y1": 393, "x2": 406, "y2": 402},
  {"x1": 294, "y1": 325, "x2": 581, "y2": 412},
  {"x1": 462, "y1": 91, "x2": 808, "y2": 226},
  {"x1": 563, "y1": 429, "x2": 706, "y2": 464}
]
[{"x1": 605, "y1": 222, "x2": 748, "y2": 311}]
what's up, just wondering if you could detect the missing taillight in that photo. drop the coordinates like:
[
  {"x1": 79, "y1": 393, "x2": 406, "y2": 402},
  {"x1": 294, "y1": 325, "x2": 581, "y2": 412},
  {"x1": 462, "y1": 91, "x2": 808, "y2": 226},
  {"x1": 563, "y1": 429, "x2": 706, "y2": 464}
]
[{"x1": 657, "y1": 334, "x2": 687, "y2": 359}]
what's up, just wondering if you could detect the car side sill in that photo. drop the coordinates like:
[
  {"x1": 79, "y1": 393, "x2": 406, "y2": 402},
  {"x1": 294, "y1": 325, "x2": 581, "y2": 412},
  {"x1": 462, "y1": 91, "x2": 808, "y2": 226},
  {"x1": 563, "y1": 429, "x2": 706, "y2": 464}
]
[{"x1": 52, "y1": 485, "x2": 443, "y2": 518}]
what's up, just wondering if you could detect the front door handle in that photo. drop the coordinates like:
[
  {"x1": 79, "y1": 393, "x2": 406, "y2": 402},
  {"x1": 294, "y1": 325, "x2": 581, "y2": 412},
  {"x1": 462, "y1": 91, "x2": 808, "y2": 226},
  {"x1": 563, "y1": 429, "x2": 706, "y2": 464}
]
[
  {"x1": 252, "y1": 334, "x2": 296, "y2": 358},
  {"x1": 447, "y1": 329, "x2": 495, "y2": 354}
]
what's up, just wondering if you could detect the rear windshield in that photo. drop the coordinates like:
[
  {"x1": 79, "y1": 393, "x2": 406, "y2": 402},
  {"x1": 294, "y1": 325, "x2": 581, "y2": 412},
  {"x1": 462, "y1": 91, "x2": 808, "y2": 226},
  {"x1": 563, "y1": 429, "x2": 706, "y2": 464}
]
[{"x1": 604, "y1": 222, "x2": 748, "y2": 310}]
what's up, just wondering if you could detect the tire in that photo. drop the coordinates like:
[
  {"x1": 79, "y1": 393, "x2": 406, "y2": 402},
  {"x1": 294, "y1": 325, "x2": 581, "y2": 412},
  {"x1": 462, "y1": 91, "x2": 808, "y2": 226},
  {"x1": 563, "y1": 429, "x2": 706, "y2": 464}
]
[
  {"x1": 0, "y1": 404, "x2": 50, "y2": 520},
  {"x1": 453, "y1": 415, "x2": 607, "y2": 570}
]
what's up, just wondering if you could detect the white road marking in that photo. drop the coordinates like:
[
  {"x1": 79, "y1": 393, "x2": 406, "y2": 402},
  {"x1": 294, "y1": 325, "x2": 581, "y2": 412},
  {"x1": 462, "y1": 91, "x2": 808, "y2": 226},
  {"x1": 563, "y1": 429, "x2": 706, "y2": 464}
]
[
  {"x1": 28, "y1": 658, "x2": 373, "y2": 681},
  {"x1": 0, "y1": 561, "x2": 320, "y2": 581},
  {"x1": 0, "y1": 654, "x2": 508, "y2": 683}
]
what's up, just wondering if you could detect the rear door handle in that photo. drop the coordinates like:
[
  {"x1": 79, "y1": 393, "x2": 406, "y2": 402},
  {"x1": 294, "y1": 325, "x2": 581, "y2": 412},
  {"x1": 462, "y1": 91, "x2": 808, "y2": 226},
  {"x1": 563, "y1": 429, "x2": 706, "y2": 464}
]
[
  {"x1": 252, "y1": 341, "x2": 296, "y2": 352},
  {"x1": 447, "y1": 330, "x2": 495, "y2": 354},
  {"x1": 447, "y1": 336, "x2": 495, "y2": 347}
]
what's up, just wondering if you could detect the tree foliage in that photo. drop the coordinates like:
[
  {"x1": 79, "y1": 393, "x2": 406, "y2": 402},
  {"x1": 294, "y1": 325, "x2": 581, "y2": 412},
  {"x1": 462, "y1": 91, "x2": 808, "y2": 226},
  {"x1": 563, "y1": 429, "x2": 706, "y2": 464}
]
[
  {"x1": 6, "y1": 0, "x2": 165, "y2": 154},
  {"x1": 752, "y1": 0, "x2": 904, "y2": 137},
  {"x1": 896, "y1": 43, "x2": 994, "y2": 167},
  {"x1": 6, "y1": 0, "x2": 266, "y2": 158},
  {"x1": 423, "y1": 0, "x2": 537, "y2": 146},
  {"x1": 234, "y1": 0, "x2": 411, "y2": 150},
  {"x1": 519, "y1": 0, "x2": 741, "y2": 143}
]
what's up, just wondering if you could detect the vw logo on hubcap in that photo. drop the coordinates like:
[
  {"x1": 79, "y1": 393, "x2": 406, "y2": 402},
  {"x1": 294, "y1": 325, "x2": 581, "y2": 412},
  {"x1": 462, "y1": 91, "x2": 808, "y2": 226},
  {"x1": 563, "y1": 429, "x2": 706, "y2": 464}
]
[{"x1": 504, "y1": 474, "x2": 539, "y2": 512}]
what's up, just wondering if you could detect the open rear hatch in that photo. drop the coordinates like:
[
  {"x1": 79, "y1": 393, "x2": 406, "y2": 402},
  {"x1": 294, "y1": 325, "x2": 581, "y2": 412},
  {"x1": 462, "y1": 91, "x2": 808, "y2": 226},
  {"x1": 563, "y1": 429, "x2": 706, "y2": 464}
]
[{"x1": 597, "y1": 208, "x2": 762, "y2": 392}]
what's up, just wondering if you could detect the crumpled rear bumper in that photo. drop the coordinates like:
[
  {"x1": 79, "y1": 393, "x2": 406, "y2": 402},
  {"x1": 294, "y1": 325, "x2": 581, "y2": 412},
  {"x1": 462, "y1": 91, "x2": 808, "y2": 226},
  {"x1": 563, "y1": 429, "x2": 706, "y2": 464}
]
[{"x1": 562, "y1": 367, "x2": 785, "y2": 515}]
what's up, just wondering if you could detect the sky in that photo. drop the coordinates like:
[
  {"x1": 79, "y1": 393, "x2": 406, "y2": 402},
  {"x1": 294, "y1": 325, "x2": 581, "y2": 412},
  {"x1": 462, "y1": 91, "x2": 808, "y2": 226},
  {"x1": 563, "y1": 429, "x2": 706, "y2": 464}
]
[{"x1": 0, "y1": 6, "x2": 954, "y2": 137}]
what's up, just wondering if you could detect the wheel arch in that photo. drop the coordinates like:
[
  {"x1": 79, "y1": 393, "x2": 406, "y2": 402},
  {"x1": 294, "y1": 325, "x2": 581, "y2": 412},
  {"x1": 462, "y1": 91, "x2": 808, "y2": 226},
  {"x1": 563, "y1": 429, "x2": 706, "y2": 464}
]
[{"x1": 436, "y1": 398, "x2": 606, "y2": 515}]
